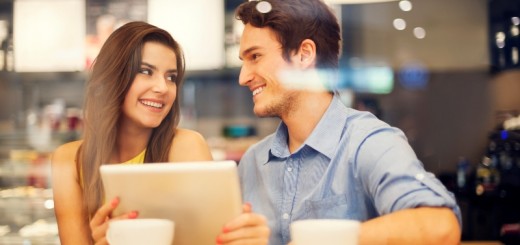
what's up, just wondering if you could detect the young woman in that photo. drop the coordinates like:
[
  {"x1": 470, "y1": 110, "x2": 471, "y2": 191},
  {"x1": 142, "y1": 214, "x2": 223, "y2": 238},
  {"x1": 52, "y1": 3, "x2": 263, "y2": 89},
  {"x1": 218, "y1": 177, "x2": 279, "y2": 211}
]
[{"x1": 51, "y1": 21, "x2": 213, "y2": 244}]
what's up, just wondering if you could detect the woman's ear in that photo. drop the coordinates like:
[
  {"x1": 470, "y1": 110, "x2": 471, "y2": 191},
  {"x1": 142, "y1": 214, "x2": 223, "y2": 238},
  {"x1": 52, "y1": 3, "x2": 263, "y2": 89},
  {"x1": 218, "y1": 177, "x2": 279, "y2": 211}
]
[{"x1": 298, "y1": 39, "x2": 317, "y2": 68}]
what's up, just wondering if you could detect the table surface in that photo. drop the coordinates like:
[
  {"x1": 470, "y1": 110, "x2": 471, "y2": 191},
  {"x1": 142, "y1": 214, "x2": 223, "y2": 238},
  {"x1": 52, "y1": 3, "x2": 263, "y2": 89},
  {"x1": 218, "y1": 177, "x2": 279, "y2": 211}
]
[{"x1": 460, "y1": 241, "x2": 503, "y2": 245}]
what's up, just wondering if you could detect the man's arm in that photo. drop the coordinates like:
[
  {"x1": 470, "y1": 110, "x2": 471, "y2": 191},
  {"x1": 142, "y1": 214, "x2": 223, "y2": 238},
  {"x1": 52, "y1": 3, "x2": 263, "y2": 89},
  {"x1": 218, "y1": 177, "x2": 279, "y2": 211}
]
[
  {"x1": 353, "y1": 128, "x2": 462, "y2": 244},
  {"x1": 359, "y1": 207, "x2": 460, "y2": 245}
]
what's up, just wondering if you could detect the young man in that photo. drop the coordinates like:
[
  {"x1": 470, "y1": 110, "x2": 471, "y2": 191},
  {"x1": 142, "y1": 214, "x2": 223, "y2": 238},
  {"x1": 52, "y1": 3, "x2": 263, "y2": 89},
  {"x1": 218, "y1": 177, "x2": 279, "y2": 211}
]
[{"x1": 219, "y1": 0, "x2": 462, "y2": 244}]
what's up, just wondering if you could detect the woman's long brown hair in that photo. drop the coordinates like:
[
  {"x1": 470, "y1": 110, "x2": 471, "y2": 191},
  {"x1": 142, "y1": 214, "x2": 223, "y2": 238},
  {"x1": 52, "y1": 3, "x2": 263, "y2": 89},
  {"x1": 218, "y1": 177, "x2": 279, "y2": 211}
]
[{"x1": 78, "y1": 21, "x2": 186, "y2": 220}]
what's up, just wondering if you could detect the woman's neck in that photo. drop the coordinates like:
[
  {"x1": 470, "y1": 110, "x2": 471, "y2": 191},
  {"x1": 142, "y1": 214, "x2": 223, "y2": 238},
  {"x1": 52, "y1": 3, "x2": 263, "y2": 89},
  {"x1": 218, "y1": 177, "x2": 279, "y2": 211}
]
[{"x1": 112, "y1": 124, "x2": 152, "y2": 163}]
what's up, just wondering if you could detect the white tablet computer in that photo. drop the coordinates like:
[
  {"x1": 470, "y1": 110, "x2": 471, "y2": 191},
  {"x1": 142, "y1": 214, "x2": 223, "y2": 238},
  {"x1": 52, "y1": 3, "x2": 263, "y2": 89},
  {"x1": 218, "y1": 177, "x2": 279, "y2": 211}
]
[{"x1": 100, "y1": 161, "x2": 242, "y2": 245}]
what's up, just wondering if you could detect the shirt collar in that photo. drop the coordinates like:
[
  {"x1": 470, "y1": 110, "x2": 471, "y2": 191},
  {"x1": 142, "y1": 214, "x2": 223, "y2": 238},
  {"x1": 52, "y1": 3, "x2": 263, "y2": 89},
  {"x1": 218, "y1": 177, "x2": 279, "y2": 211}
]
[
  {"x1": 265, "y1": 94, "x2": 348, "y2": 163},
  {"x1": 262, "y1": 123, "x2": 291, "y2": 164},
  {"x1": 305, "y1": 94, "x2": 348, "y2": 159}
]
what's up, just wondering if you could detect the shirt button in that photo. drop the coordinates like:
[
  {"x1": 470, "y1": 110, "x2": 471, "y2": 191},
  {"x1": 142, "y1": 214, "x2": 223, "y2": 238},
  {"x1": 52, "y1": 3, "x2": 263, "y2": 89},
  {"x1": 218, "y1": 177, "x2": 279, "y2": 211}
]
[
  {"x1": 415, "y1": 173, "x2": 425, "y2": 181},
  {"x1": 282, "y1": 213, "x2": 290, "y2": 219},
  {"x1": 287, "y1": 167, "x2": 293, "y2": 172}
]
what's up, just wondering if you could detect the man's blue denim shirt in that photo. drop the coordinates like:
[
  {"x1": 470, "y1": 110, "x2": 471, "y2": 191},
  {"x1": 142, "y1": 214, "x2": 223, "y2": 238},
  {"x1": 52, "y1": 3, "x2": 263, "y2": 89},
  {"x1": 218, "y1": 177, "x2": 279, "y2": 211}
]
[{"x1": 238, "y1": 95, "x2": 461, "y2": 245}]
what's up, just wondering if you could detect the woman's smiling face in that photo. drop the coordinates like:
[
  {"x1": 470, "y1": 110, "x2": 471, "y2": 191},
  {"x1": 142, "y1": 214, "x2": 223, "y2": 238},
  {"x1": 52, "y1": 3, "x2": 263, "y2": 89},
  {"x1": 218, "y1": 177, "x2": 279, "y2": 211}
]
[{"x1": 121, "y1": 41, "x2": 178, "y2": 130}]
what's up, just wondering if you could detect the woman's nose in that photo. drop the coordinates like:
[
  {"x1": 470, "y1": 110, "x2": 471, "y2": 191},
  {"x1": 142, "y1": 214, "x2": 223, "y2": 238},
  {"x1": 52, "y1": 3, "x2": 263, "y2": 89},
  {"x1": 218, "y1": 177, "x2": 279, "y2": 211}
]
[{"x1": 152, "y1": 76, "x2": 169, "y2": 93}]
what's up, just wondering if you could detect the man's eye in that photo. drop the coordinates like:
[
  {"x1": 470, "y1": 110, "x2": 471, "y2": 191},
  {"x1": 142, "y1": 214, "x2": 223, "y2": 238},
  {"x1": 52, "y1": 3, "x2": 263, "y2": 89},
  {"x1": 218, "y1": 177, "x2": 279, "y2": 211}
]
[{"x1": 252, "y1": 54, "x2": 260, "y2": 60}]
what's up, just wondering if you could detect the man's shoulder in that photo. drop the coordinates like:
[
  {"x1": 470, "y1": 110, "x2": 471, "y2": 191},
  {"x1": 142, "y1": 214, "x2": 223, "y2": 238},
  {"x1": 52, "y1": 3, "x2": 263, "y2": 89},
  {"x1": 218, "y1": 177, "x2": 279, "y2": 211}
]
[
  {"x1": 345, "y1": 109, "x2": 392, "y2": 133},
  {"x1": 340, "y1": 109, "x2": 407, "y2": 150}
]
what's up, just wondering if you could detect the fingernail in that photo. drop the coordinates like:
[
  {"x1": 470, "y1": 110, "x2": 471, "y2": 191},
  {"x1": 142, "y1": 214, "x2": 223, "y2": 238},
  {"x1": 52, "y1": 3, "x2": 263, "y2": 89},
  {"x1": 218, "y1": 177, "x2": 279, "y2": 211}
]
[
  {"x1": 222, "y1": 226, "x2": 229, "y2": 233},
  {"x1": 110, "y1": 197, "x2": 119, "y2": 208},
  {"x1": 128, "y1": 211, "x2": 139, "y2": 219},
  {"x1": 215, "y1": 236, "x2": 222, "y2": 244}
]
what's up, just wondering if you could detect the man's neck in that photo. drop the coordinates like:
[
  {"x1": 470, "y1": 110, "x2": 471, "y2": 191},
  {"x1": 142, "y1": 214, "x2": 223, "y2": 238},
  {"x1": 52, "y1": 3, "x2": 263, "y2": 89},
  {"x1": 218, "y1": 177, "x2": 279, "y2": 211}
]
[{"x1": 282, "y1": 91, "x2": 333, "y2": 153}]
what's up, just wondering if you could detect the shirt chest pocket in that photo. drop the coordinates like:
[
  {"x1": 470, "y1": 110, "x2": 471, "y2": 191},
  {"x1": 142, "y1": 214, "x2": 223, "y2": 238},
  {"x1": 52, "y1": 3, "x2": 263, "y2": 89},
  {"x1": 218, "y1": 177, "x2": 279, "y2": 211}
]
[{"x1": 303, "y1": 193, "x2": 358, "y2": 219}]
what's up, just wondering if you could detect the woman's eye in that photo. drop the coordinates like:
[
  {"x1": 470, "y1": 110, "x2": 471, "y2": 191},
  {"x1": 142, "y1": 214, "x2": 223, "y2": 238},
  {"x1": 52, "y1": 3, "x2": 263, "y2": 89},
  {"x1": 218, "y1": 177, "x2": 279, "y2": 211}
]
[
  {"x1": 139, "y1": 68, "x2": 151, "y2": 75},
  {"x1": 252, "y1": 54, "x2": 260, "y2": 60},
  {"x1": 167, "y1": 74, "x2": 177, "y2": 82}
]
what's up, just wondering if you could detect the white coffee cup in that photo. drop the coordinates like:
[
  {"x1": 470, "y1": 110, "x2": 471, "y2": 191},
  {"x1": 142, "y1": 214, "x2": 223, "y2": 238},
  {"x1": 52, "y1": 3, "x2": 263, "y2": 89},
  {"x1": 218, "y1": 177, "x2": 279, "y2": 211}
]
[
  {"x1": 107, "y1": 219, "x2": 175, "y2": 245},
  {"x1": 290, "y1": 219, "x2": 360, "y2": 245}
]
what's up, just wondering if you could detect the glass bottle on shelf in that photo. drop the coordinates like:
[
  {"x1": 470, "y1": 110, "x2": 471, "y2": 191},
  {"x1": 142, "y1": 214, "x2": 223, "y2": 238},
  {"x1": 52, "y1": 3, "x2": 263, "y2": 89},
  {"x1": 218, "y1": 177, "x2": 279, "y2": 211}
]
[
  {"x1": 0, "y1": 20, "x2": 8, "y2": 71},
  {"x1": 496, "y1": 30, "x2": 507, "y2": 69},
  {"x1": 5, "y1": 32, "x2": 13, "y2": 71},
  {"x1": 510, "y1": 16, "x2": 520, "y2": 67},
  {"x1": 476, "y1": 156, "x2": 492, "y2": 196},
  {"x1": 476, "y1": 139, "x2": 502, "y2": 196},
  {"x1": 457, "y1": 157, "x2": 470, "y2": 192}
]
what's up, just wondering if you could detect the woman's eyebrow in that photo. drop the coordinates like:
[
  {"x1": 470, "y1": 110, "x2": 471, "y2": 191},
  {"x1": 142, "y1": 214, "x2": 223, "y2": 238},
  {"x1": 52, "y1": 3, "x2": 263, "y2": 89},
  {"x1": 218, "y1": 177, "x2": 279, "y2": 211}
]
[
  {"x1": 141, "y1": 62, "x2": 177, "y2": 73},
  {"x1": 141, "y1": 62, "x2": 156, "y2": 70}
]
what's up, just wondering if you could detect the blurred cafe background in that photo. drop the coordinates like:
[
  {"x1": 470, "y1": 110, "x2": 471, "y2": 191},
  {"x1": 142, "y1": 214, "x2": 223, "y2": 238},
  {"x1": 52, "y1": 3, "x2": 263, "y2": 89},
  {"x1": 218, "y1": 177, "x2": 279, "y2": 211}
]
[{"x1": 0, "y1": 0, "x2": 519, "y2": 244}]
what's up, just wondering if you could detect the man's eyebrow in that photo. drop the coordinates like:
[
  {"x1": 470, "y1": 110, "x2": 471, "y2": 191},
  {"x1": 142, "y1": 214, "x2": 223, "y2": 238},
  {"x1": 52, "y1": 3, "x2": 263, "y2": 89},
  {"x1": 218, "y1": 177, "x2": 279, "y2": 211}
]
[{"x1": 239, "y1": 46, "x2": 261, "y2": 61}]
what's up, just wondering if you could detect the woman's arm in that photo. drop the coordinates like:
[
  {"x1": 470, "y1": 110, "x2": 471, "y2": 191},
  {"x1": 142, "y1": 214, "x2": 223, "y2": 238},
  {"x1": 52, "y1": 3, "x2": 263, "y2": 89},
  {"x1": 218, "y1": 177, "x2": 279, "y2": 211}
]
[
  {"x1": 51, "y1": 141, "x2": 92, "y2": 244},
  {"x1": 52, "y1": 141, "x2": 139, "y2": 245},
  {"x1": 168, "y1": 128, "x2": 213, "y2": 161}
]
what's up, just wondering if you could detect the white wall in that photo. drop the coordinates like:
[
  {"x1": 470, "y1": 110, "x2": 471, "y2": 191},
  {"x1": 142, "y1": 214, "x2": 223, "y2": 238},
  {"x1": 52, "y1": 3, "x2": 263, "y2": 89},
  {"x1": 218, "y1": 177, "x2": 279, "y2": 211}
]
[{"x1": 148, "y1": 0, "x2": 225, "y2": 71}]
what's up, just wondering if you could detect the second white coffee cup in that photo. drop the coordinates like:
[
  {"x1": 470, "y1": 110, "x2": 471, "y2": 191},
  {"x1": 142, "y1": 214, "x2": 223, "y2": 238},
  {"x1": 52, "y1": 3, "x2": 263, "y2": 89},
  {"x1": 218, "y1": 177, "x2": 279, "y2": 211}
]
[
  {"x1": 290, "y1": 219, "x2": 360, "y2": 245},
  {"x1": 107, "y1": 218, "x2": 175, "y2": 245}
]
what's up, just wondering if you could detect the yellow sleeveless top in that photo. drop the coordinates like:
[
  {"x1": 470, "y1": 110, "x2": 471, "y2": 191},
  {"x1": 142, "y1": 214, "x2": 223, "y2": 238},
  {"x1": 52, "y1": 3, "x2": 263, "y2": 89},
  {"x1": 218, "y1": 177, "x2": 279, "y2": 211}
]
[
  {"x1": 123, "y1": 149, "x2": 146, "y2": 164},
  {"x1": 79, "y1": 149, "x2": 146, "y2": 184}
]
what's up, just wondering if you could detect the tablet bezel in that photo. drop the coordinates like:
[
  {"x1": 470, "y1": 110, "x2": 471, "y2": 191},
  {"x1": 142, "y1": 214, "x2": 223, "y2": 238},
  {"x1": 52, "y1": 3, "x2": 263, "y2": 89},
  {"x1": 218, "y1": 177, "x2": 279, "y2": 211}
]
[{"x1": 100, "y1": 161, "x2": 242, "y2": 245}]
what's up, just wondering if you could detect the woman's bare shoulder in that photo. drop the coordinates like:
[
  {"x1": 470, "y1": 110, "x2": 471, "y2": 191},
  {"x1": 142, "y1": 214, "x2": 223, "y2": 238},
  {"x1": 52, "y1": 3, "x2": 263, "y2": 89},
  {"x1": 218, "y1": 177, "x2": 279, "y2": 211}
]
[
  {"x1": 169, "y1": 128, "x2": 212, "y2": 161},
  {"x1": 52, "y1": 140, "x2": 83, "y2": 165},
  {"x1": 51, "y1": 140, "x2": 83, "y2": 183},
  {"x1": 174, "y1": 128, "x2": 206, "y2": 141}
]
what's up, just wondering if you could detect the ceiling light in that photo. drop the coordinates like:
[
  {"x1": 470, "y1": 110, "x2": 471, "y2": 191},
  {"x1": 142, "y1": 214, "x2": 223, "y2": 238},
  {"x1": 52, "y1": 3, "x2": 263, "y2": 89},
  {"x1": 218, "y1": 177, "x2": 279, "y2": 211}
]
[
  {"x1": 413, "y1": 27, "x2": 426, "y2": 39},
  {"x1": 398, "y1": 0, "x2": 412, "y2": 11},
  {"x1": 393, "y1": 18, "x2": 406, "y2": 30}
]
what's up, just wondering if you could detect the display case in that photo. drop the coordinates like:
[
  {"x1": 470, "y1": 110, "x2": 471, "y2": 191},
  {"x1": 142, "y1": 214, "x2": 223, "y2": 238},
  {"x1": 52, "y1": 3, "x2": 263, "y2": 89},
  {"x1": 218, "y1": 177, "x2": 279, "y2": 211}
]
[{"x1": 0, "y1": 147, "x2": 59, "y2": 244}]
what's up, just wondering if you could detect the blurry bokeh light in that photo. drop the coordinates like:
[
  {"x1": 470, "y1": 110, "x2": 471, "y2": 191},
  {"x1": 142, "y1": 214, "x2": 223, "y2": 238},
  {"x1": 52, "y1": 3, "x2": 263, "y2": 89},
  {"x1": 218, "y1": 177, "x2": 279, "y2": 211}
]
[
  {"x1": 496, "y1": 32, "x2": 505, "y2": 48},
  {"x1": 324, "y1": 0, "x2": 398, "y2": 4},
  {"x1": 44, "y1": 199, "x2": 54, "y2": 210},
  {"x1": 398, "y1": 62, "x2": 429, "y2": 90},
  {"x1": 398, "y1": 0, "x2": 412, "y2": 11},
  {"x1": 512, "y1": 16, "x2": 520, "y2": 26},
  {"x1": 393, "y1": 18, "x2": 406, "y2": 30},
  {"x1": 256, "y1": 1, "x2": 272, "y2": 13},
  {"x1": 413, "y1": 27, "x2": 426, "y2": 39}
]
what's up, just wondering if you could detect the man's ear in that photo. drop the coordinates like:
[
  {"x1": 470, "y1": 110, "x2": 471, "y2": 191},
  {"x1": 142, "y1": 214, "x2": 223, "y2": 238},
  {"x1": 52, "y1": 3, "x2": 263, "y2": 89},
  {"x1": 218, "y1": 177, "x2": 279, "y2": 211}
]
[{"x1": 298, "y1": 39, "x2": 316, "y2": 68}]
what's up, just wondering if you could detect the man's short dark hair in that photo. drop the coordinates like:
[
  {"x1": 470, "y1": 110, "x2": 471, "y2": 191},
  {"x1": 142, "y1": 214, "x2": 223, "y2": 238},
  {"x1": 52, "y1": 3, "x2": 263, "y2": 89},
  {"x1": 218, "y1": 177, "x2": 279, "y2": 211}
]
[{"x1": 236, "y1": 0, "x2": 341, "y2": 69}]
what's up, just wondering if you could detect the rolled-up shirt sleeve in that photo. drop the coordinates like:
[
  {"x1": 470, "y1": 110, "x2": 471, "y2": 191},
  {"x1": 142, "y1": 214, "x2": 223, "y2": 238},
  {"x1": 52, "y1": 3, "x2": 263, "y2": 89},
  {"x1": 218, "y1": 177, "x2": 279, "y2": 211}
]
[{"x1": 354, "y1": 127, "x2": 462, "y2": 225}]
